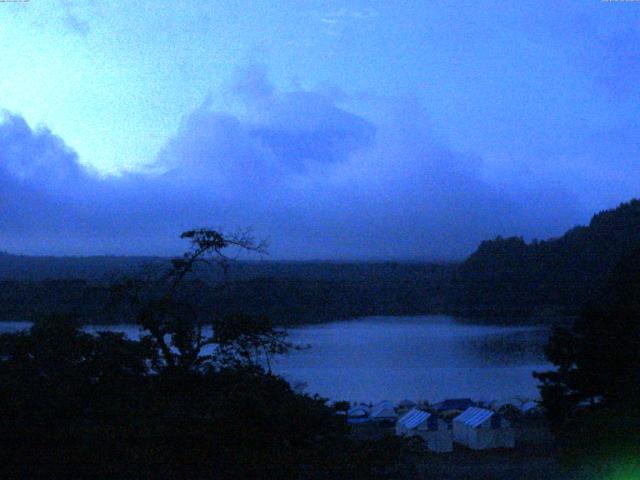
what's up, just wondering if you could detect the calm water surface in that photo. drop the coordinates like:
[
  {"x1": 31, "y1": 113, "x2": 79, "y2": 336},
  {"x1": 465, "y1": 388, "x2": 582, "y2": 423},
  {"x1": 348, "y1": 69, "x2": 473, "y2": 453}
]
[
  {"x1": 273, "y1": 316, "x2": 551, "y2": 403},
  {"x1": 0, "y1": 315, "x2": 551, "y2": 403}
]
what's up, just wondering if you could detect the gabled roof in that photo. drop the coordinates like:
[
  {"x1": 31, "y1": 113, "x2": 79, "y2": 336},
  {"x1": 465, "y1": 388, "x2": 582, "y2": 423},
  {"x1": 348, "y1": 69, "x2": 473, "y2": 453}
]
[
  {"x1": 370, "y1": 400, "x2": 397, "y2": 418},
  {"x1": 453, "y1": 407, "x2": 494, "y2": 427},
  {"x1": 348, "y1": 405, "x2": 369, "y2": 417},
  {"x1": 398, "y1": 408, "x2": 430, "y2": 429}
]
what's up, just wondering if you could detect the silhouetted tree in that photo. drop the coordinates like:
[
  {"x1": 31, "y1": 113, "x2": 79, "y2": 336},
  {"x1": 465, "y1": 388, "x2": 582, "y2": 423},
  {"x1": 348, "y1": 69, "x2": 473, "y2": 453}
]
[
  {"x1": 534, "y1": 248, "x2": 640, "y2": 476},
  {"x1": 0, "y1": 229, "x2": 416, "y2": 479},
  {"x1": 109, "y1": 228, "x2": 295, "y2": 373}
]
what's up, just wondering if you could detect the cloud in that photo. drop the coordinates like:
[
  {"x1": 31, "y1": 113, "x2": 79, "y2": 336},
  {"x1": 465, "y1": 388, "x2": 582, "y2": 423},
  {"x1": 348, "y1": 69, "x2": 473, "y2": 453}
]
[
  {"x1": 158, "y1": 65, "x2": 376, "y2": 176},
  {"x1": 314, "y1": 7, "x2": 378, "y2": 38},
  {"x1": 59, "y1": 0, "x2": 90, "y2": 36},
  {"x1": 321, "y1": 7, "x2": 378, "y2": 23},
  {"x1": 0, "y1": 67, "x2": 586, "y2": 259},
  {"x1": 0, "y1": 113, "x2": 83, "y2": 188}
]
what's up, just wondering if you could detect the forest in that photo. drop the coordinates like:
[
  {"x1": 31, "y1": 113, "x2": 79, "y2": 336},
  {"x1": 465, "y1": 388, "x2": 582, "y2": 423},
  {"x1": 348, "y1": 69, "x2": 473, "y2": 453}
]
[{"x1": 2, "y1": 199, "x2": 640, "y2": 325}]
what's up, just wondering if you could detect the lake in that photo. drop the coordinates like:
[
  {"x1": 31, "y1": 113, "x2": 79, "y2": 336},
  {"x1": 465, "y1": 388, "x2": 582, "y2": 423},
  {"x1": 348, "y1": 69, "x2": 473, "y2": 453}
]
[{"x1": 0, "y1": 315, "x2": 551, "y2": 404}]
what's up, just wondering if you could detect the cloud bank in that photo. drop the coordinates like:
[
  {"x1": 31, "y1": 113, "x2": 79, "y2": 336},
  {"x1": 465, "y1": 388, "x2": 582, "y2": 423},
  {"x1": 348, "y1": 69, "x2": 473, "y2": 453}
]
[{"x1": 0, "y1": 66, "x2": 587, "y2": 259}]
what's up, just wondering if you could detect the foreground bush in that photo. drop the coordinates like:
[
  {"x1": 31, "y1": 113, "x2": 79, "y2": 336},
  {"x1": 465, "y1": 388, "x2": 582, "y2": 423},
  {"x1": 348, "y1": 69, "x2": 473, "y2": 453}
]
[{"x1": 0, "y1": 316, "x2": 413, "y2": 479}]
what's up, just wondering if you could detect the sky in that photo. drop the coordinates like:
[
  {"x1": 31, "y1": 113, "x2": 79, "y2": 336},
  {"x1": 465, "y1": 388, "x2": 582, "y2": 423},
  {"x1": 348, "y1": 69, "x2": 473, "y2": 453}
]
[{"x1": 0, "y1": 1, "x2": 639, "y2": 259}]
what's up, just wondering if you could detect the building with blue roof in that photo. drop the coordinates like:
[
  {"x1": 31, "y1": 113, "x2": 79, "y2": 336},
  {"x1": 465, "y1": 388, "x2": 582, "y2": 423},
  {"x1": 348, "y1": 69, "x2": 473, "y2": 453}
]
[
  {"x1": 452, "y1": 407, "x2": 515, "y2": 450},
  {"x1": 369, "y1": 401, "x2": 397, "y2": 423},
  {"x1": 395, "y1": 408, "x2": 452, "y2": 452}
]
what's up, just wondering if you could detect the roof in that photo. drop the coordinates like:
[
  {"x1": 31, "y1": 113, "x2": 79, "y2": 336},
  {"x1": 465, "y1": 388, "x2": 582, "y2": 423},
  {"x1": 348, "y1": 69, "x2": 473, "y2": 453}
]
[
  {"x1": 398, "y1": 399, "x2": 417, "y2": 408},
  {"x1": 434, "y1": 398, "x2": 475, "y2": 412},
  {"x1": 398, "y1": 409, "x2": 430, "y2": 429},
  {"x1": 370, "y1": 400, "x2": 397, "y2": 419},
  {"x1": 454, "y1": 407, "x2": 494, "y2": 427},
  {"x1": 348, "y1": 405, "x2": 369, "y2": 417},
  {"x1": 491, "y1": 397, "x2": 522, "y2": 409},
  {"x1": 521, "y1": 401, "x2": 539, "y2": 412}
]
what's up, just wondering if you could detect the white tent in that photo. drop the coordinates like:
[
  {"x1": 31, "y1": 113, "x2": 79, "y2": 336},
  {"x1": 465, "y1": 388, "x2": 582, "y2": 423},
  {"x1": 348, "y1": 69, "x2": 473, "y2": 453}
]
[
  {"x1": 347, "y1": 404, "x2": 370, "y2": 424},
  {"x1": 396, "y1": 408, "x2": 452, "y2": 452},
  {"x1": 453, "y1": 407, "x2": 515, "y2": 450},
  {"x1": 370, "y1": 401, "x2": 397, "y2": 422}
]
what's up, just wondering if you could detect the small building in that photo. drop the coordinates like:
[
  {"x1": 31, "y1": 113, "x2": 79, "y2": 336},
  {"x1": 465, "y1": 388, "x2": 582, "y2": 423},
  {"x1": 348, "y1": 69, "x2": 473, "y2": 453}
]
[
  {"x1": 496, "y1": 403, "x2": 522, "y2": 422},
  {"x1": 370, "y1": 400, "x2": 398, "y2": 423},
  {"x1": 347, "y1": 404, "x2": 370, "y2": 424},
  {"x1": 433, "y1": 398, "x2": 476, "y2": 413},
  {"x1": 396, "y1": 408, "x2": 453, "y2": 452},
  {"x1": 489, "y1": 397, "x2": 522, "y2": 411},
  {"x1": 452, "y1": 407, "x2": 515, "y2": 450}
]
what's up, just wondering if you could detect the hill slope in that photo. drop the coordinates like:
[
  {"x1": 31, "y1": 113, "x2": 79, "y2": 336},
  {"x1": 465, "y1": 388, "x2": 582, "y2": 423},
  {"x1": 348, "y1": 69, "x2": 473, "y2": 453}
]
[{"x1": 448, "y1": 199, "x2": 640, "y2": 318}]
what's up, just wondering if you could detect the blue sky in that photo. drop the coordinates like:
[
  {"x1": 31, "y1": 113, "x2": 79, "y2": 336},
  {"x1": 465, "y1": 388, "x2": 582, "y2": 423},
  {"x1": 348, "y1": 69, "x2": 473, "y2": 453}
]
[{"x1": 0, "y1": 1, "x2": 639, "y2": 258}]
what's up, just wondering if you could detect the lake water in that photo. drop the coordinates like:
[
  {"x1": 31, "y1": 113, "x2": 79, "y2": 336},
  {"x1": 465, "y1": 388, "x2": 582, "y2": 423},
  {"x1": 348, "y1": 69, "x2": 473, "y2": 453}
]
[{"x1": 0, "y1": 315, "x2": 551, "y2": 404}]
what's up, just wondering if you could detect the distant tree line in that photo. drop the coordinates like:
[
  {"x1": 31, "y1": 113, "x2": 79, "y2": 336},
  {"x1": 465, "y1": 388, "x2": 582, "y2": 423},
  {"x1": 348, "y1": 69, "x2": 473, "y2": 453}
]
[
  {"x1": 448, "y1": 199, "x2": 640, "y2": 319},
  {"x1": 1, "y1": 198, "x2": 640, "y2": 325},
  {"x1": 0, "y1": 266, "x2": 453, "y2": 325}
]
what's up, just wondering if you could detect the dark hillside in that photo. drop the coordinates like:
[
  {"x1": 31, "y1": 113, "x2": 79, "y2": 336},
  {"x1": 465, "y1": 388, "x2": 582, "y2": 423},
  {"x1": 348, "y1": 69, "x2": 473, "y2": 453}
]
[{"x1": 449, "y1": 199, "x2": 640, "y2": 319}]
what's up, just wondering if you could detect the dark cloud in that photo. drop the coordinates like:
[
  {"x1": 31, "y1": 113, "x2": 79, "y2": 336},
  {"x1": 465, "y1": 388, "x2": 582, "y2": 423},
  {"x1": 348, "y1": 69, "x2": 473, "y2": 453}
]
[
  {"x1": 229, "y1": 65, "x2": 377, "y2": 168},
  {"x1": 0, "y1": 67, "x2": 586, "y2": 259},
  {"x1": 0, "y1": 113, "x2": 83, "y2": 187}
]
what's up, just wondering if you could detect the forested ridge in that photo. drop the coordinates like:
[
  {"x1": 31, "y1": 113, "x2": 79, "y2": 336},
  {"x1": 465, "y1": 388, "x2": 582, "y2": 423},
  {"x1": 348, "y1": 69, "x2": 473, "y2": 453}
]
[
  {"x1": 449, "y1": 198, "x2": 640, "y2": 319},
  {"x1": 0, "y1": 261, "x2": 454, "y2": 325},
  {"x1": 2, "y1": 198, "x2": 640, "y2": 324}
]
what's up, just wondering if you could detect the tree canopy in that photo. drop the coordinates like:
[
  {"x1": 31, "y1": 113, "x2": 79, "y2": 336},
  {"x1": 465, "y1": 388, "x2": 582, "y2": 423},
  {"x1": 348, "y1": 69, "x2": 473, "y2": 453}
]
[{"x1": 534, "y1": 247, "x2": 640, "y2": 476}]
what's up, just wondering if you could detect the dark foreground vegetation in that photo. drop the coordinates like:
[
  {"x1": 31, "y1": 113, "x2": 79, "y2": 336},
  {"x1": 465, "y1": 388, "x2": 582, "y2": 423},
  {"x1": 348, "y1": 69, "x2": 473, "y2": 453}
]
[
  {"x1": 0, "y1": 230, "x2": 415, "y2": 479},
  {"x1": 1, "y1": 219, "x2": 639, "y2": 478},
  {"x1": 2, "y1": 198, "x2": 640, "y2": 325},
  {"x1": 0, "y1": 315, "x2": 414, "y2": 479},
  {"x1": 533, "y1": 246, "x2": 640, "y2": 478}
]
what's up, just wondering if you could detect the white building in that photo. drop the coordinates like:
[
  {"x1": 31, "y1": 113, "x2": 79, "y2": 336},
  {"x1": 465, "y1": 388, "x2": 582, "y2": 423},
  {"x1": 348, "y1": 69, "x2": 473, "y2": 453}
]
[
  {"x1": 369, "y1": 400, "x2": 397, "y2": 422},
  {"x1": 452, "y1": 407, "x2": 515, "y2": 450},
  {"x1": 347, "y1": 404, "x2": 370, "y2": 424},
  {"x1": 396, "y1": 408, "x2": 453, "y2": 452}
]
